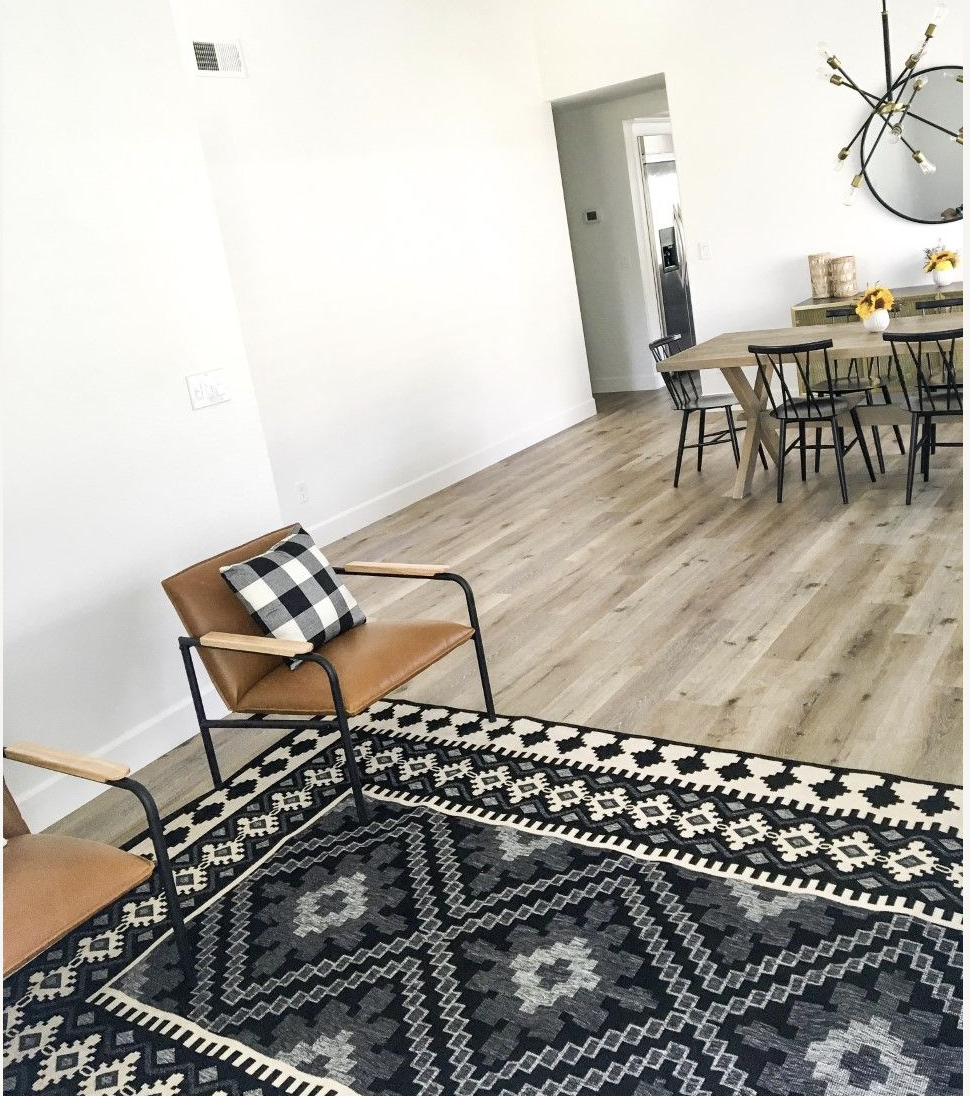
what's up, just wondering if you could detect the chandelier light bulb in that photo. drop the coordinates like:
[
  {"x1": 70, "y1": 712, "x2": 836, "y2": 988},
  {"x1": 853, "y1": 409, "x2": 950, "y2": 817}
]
[
  {"x1": 913, "y1": 76, "x2": 929, "y2": 92},
  {"x1": 888, "y1": 125, "x2": 903, "y2": 144},
  {"x1": 931, "y1": 3, "x2": 949, "y2": 24},
  {"x1": 833, "y1": 148, "x2": 851, "y2": 170},
  {"x1": 817, "y1": 65, "x2": 833, "y2": 80},
  {"x1": 816, "y1": 41, "x2": 832, "y2": 58},
  {"x1": 843, "y1": 175, "x2": 863, "y2": 206},
  {"x1": 913, "y1": 151, "x2": 937, "y2": 175}
]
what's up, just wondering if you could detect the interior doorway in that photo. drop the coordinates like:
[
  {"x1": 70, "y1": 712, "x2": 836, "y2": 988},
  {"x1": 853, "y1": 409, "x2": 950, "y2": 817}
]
[{"x1": 551, "y1": 77, "x2": 689, "y2": 394}]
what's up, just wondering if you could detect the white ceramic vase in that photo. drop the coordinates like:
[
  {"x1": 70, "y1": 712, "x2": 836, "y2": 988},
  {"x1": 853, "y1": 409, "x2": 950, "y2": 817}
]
[
  {"x1": 932, "y1": 266, "x2": 956, "y2": 287},
  {"x1": 862, "y1": 309, "x2": 891, "y2": 333}
]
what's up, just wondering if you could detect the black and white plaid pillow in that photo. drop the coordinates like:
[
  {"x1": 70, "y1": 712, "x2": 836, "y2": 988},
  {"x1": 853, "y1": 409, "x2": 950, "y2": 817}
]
[{"x1": 220, "y1": 528, "x2": 365, "y2": 652}]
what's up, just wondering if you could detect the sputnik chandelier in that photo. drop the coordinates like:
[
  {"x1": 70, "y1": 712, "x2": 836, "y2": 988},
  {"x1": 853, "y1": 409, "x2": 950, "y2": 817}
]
[{"x1": 816, "y1": 0, "x2": 963, "y2": 206}]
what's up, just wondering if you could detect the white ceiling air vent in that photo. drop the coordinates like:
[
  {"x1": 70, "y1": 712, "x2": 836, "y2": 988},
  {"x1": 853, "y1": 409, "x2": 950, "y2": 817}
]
[{"x1": 192, "y1": 41, "x2": 247, "y2": 78}]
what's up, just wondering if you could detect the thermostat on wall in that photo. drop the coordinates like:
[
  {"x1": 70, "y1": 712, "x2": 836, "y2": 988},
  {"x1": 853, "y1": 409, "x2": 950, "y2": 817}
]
[{"x1": 584, "y1": 210, "x2": 601, "y2": 224}]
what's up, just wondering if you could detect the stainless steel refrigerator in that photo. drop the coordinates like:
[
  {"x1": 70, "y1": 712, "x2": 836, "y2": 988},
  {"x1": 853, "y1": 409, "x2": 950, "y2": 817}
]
[{"x1": 641, "y1": 153, "x2": 696, "y2": 351}]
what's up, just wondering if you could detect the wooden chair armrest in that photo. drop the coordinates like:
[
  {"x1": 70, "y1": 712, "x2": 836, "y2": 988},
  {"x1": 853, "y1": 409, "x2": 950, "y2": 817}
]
[
  {"x1": 3, "y1": 742, "x2": 130, "y2": 784},
  {"x1": 199, "y1": 631, "x2": 313, "y2": 657},
  {"x1": 341, "y1": 561, "x2": 451, "y2": 577}
]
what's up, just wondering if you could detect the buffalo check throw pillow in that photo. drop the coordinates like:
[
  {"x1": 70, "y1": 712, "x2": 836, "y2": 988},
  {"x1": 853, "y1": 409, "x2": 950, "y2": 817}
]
[{"x1": 220, "y1": 528, "x2": 365, "y2": 654}]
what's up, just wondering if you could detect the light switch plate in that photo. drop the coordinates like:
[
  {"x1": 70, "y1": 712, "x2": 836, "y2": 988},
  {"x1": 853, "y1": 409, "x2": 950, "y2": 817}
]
[
  {"x1": 698, "y1": 242, "x2": 714, "y2": 261},
  {"x1": 186, "y1": 369, "x2": 230, "y2": 410}
]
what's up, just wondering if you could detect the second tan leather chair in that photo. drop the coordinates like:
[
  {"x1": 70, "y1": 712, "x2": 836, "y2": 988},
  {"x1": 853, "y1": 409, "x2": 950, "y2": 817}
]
[
  {"x1": 3, "y1": 747, "x2": 192, "y2": 978},
  {"x1": 162, "y1": 524, "x2": 495, "y2": 822}
]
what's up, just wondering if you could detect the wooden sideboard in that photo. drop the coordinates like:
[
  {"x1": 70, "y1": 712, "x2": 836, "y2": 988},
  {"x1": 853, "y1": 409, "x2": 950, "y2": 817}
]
[{"x1": 791, "y1": 282, "x2": 963, "y2": 326}]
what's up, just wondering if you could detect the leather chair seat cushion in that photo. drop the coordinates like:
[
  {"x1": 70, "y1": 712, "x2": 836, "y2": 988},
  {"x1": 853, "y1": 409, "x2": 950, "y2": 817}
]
[
  {"x1": 237, "y1": 619, "x2": 474, "y2": 716},
  {"x1": 3, "y1": 834, "x2": 153, "y2": 975}
]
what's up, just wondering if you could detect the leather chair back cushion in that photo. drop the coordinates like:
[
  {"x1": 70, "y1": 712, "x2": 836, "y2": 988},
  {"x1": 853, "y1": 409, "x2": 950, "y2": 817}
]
[
  {"x1": 4, "y1": 781, "x2": 29, "y2": 839},
  {"x1": 3, "y1": 833, "x2": 153, "y2": 975},
  {"x1": 161, "y1": 525, "x2": 299, "y2": 708}
]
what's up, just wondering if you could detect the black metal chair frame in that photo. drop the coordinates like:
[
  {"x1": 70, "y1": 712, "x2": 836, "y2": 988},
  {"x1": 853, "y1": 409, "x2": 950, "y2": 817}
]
[
  {"x1": 813, "y1": 307, "x2": 905, "y2": 473},
  {"x1": 914, "y1": 297, "x2": 963, "y2": 314},
  {"x1": 177, "y1": 568, "x2": 494, "y2": 826},
  {"x1": 649, "y1": 334, "x2": 767, "y2": 488},
  {"x1": 882, "y1": 328, "x2": 963, "y2": 504},
  {"x1": 749, "y1": 338, "x2": 876, "y2": 504},
  {"x1": 2, "y1": 753, "x2": 194, "y2": 979}
]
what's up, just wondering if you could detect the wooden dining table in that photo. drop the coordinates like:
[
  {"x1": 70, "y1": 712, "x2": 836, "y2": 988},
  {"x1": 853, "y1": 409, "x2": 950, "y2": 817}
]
[{"x1": 664, "y1": 312, "x2": 963, "y2": 499}]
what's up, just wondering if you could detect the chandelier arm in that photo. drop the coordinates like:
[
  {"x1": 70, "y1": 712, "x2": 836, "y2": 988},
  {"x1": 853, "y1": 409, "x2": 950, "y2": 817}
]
[
  {"x1": 860, "y1": 111, "x2": 895, "y2": 174},
  {"x1": 843, "y1": 115, "x2": 877, "y2": 157},
  {"x1": 881, "y1": 1, "x2": 894, "y2": 100},
  {"x1": 828, "y1": 63, "x2": 883, "y2": 108},
  {"x1": 901, "y1": 109, "x2": 960, "y2": 140}
]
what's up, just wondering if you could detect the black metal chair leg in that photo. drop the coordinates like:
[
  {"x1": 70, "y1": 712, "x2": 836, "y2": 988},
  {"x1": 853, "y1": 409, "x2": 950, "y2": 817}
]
[
  {"x1": 776, "y1": 420, "x2": 787, "y2": 503},
  {"x1": 110, "y1": 777, "x2": 195, "y2": 982},
  {"x1": 758, "y1": 444, "x2": 769, "y2": 470},
  {"x1": 199, "y1": 729, "x2": 223, "y2": 790},
  {"x1": 302, "y1": 653, "x2": 369, "y2": 823},
  {"x1": 696, "y1": 409, "x2": 707, "y2": 473},
  {"x1": 864, "y1": 391, "x2": 886, "y2": 474},
  {"x1": 798, "y1": 422, "x2": 807, "y2": 481},
  {"x1": 922, "y1": 419, "x2": 932, "y2": 481},
  {"x1": 880, "y1": 384, "x2": 906, "y2": 453},
  {"x1": 179, "y1": 640, "x2": 222, "y2": 788},
  {"x1": 814, "y1": 428, "x2": 822, "y2": 474},
  {"x1": 673, "y1": 411, "x2": 690, "y2": 487},
  {"x1": 446, "y1": 571, "x2": 496, "y2": 719},
  {"x1": 472, "y1": 631, "x2": 496, "y2": 718},
  {"x1": 725, "y1": 407, "x2": 741, "y2": 466},
  {"x1": 333, "y1": 703, "x2": 369, "y2": 824},
  {"x1": 905, "y1": 415, "x2": 920, "y2": 505},
  {"x1": 832, "y1": 418, "x2": 849, "y2": 504},
  {"x1": 850, "y1": 408, "x2": 876, "y2": 483}
]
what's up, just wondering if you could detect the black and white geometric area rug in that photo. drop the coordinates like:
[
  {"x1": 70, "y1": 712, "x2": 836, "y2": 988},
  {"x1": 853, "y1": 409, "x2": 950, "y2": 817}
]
[{"x1": 5, "y1": 702, "x2": 963, "y2": 1096}]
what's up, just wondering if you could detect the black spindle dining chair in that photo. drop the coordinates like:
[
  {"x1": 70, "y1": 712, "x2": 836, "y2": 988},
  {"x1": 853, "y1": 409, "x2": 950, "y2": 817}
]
[
  {"x1": 815, "y1": 306, "x2": 904, "y2": 471},
  {"x1": 915, "y1": 297, "x2": 963, "y2": 315},
  {"x1": 649, "y1": 334, "x2": 767, "y2": 487},
  {"x1": 882, "y1": 327, "x2": 962, "y2": 504},
  {"x1": 749, "y1": 339, "x2": 876, "y2": 504}
]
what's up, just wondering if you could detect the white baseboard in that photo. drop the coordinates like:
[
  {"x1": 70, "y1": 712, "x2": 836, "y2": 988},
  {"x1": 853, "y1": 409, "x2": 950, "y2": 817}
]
[
  {"x1": 591, "y1": 375, "x2": 664, "y2": 394},
  {"x1": 15, "y1": 687, "x2": 228, "y2": 833},
  {"x1": 307, "y1": 398, "x2": 598, "y2": 546}
]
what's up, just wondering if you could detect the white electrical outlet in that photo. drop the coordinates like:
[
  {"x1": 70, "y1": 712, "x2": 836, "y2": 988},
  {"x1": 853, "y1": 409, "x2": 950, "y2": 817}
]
[
  {"x1": 297, "y1": 481, "x2": 309, "y2": 504},
  {"x1": 186, "y1": 369, "x2": 230, "y2": 410},
  {"x1": 698, "y1": 242, "x2": 714, "y2": 261}
]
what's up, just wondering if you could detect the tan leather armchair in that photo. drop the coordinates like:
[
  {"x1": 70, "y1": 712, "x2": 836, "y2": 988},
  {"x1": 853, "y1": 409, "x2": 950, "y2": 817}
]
[
  {"x1": 162, "y1": 524, "x2": 495, "y2": 822},
  {"x1": 3, "y1": 744, "x2": 191, "y2": 978}
]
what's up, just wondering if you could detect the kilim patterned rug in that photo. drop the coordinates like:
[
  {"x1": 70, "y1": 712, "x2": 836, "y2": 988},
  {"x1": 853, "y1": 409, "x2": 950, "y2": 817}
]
[{"x1": 4, "y1": 702, "x2": 963, "y2": 1096}]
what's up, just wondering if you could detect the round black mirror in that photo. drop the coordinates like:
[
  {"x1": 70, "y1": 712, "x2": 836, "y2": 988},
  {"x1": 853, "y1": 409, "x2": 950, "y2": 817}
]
[{"x1": 861, "y1": 65, "x2": 963, "y2": 224}]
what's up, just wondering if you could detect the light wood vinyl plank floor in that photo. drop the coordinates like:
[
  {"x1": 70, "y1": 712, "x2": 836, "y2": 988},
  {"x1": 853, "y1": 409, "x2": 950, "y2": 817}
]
[{"x1": 49, "y1": 391, "x2": 963, "y2": 844}]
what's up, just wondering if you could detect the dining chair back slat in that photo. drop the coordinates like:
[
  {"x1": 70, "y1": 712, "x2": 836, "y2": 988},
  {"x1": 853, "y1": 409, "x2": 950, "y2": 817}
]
[
  {"x1": 882, "y1": 329, "x2": 963, "y2": 414},
  {"x1": 650, "y1": 334, "x2": 702, "y2": 409},
  {"x1": 749, "y1": 339, "x2": 841, "y2": 420}
]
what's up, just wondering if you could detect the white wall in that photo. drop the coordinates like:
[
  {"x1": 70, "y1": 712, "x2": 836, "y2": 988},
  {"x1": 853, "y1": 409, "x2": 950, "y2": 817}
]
[
  {"x1": 3, "y1": 0, "x2": 282, "y2": 828},
  {"x1": 553, "y1": 87, "x2": 670, "y2": 393},
  {"x1": 168, "y1": 0, "x2": 595, "y2": 546},
  {"x1": 530, "y1": 0, "x2": 965, "y2": 341},
  {"x1": 3, "y1": 0, "x2": 595, "y2": 827}
]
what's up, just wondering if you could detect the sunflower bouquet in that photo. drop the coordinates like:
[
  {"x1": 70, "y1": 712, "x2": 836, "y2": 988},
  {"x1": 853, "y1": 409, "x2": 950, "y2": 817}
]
[
  {"x1": 854, "y1": 284, "x2": 895, "y2": 320},
  {"x1": 923, "y1": 245, "x2": 961, "y2": 273}
]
